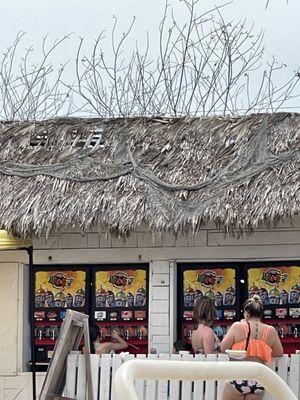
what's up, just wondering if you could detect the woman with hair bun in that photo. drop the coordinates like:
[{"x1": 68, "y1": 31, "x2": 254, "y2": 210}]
[{"x1": 221, "y1": 295, "x2": 283, "y2": 399}]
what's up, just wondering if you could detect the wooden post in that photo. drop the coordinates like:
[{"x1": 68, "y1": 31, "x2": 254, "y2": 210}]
[
  {"x1": 39, "y1": 309, "x2": 93, "y2": 400},
  {"x1": 83, "y1": 316, "x2": 93, "y2": 400}
]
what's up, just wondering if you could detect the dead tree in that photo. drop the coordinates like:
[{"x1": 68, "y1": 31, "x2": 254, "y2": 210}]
[
  {"x1": 0, "y1": 0, "x2": 298, "y2": 120},
  {"x1": 0, "y1": 32, "x2": 73, "y2": 120}
]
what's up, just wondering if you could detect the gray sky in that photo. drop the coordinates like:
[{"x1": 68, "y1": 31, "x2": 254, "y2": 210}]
[
  {"x1": 0, "y1": 0, "x2": 299, "y2": 114},
  {"x1": 0, "y1": 0, "x2": 297, "y2": 59}
]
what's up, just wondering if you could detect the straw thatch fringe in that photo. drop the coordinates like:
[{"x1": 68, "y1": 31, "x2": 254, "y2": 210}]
[{"x1": 0, "y1": 113, "x2": 299, "y2": 237}]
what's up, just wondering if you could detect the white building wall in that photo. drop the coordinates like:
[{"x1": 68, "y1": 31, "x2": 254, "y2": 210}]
[
  {"x1": 0, "y1": 262, "x2": 20, "y2": 375},
  {"x1": 150, "y1": 261, "x2": 171, "y2": 353},
  {"x1": 0, "y1": 219, "x2": 300, "y2": 399}
]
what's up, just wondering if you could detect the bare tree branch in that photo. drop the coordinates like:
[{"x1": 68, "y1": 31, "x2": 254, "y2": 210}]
[{"x1": 0, "y1": 0, "x2": 298, "y2": 120}]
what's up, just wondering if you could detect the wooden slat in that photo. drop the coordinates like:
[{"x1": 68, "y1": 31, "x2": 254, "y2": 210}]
[
  {"x1": 76, "y1": 355, "x2": 87, "y2": 400},
  {"x1": 90, "y1": 354, "x2": 100, "y2": 400},
  {"x1": 111, "y1": 354, "x2": 123, "y2": 400},
  {"x1": 264, "y1": 355, "x2": 289, "y2": 400},
  {"x1": 65, "y1": 353, "x2": 78, "y2": 399},
  {"x1": 193, "y1": 354, "x2": 205, "y2": 400},
  {"x1": 264, "y1": 359, "x2": 277, "y2": 400},
  {"x1": 289, "y1": 354, "x2": 300, "y2": 399},
  {"x1": 99, "y1": 355, "x2": 111, "y2": 400},
  {"x1": 135, "y1": 354, "x2": 146, "y2": 400},
  {"x1": 157, "y1": 354, "x2": 170, "y2": 400},
  {"x1": 277, "y1": 354, "x2": 289, "y2": 383},
  {"x1": 169, "y1": 354, "x2": 181, "y2": 400},
  {"x1": 181, "y1": 354, "x2": 194, "y2": 400},
  {"x1": 83, "y1": 317, "x2": 94, "y2": 400},
  {"x1": 144, "y1": 354, "x2": 158, "y2": 400},
  {"x1": 123, "y1": 352, "x2": 135, "y2": 399},
  {"x1": 264, "y1": 358, "x2": 277, "y2": 400},
  {"x1": 204, "y1": 354, "x2": 217, "y2": 400},
  {"x1": 216, "y1": 354, "x2": 228, "y2": 400}
]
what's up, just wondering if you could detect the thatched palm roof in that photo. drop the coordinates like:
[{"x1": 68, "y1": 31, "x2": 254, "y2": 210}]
[{"x1": 0, "y1": 113, "x2": 299, "y2": 237}]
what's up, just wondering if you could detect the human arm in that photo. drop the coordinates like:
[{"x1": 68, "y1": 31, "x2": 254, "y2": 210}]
[
  {"x1": 95, "y1": 342, "x2": 113, "y2": 355},
  {"x1": 220, "y1": 322, "x2": 239, "y2": 352},
  {"x1": 268, "y1": 326, "x2": 283, "y2": 357},
  {"x1": 94, "y1": 332, "x2": 128, "y2": 355},
  {"x1": 109, "y1": 331, "x2": 128, "y2": 351},
  {"x1": 191, "y1": 330, "x2": 198, "y2": 353}
]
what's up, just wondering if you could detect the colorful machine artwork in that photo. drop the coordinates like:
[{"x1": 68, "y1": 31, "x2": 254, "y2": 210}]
[
  {"x1": 35, "y1": 270, "x2": 86, "y2": 308},
  {"x1": 183, "y1": 268, "x2": 236, "y2": 308},
  {"x1": 95, "y1": 269, "x2": 147, "y2": 308},
  {"x1": 248, "y1": 266, "x2": 300, "y2": 305}
]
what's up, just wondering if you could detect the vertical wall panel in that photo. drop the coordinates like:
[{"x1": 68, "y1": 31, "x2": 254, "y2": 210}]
[{"x1": 0, "y1": 263, "x2": 19, "y2": 375}]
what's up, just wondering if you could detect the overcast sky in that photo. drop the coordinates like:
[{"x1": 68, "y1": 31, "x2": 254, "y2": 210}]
[
  {"x1": 0, "y1": 0, "x2": 299, "y2": 113},
  {"x1": 0, "y1": 0, "x2": 297, "y2": 58}
]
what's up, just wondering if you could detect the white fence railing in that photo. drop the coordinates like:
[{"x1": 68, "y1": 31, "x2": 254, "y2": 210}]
[
  {"x1": 114, "y1": 359, "x2": 297, "y2": 400},
  {"x1": 65, "y1": 353, "x2": 300, "y2": 400}
]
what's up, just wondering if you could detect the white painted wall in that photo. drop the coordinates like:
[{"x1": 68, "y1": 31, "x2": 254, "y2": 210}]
[
  {"x1": 0, "y1": 262, "x2": 20, "y2": 376},
  {"x1": 0, "y1": 218, "x2": 300, "y2": 399}
]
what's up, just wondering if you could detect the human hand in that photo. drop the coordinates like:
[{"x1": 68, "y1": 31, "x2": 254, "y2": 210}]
[{"x1": 111, "y1": 330, "x2": 120, "y2": 339}]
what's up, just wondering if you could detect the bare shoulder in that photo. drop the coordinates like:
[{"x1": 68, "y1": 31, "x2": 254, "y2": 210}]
[
  {"x1": 195, "y1": 325, "x2": 215, "y2": 338},
  {"x1": 264, "y1": 324, "x2": 277, "y2": 335},
  {"x1": 202, "y1": 325, "x2": 214, "y2": 335},
  {"x1": 195, "y1": 324, "x2": 211, "y2": 332},
  {"x1": 229, "y1": 321, "x2": 244, "y2": 331}
]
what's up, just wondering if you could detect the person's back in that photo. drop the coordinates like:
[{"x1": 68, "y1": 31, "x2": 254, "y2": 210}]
[
  {"x1": 191, "y1": 296, "x2": 219, "y2": 354},
  {"x1": 223, "y1": 319, "x2": 282, "y2": 364},
  {"x1": 221, "y1": 295, "x2": 283, "y2": 399},
  {"x1": 192, "y1": 323, "x2": 219, "y2": 354}
]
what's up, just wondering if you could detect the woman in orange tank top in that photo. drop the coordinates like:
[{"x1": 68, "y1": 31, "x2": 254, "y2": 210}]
[{"x1": 221, "y1": 295, "x2": 283, "y2": 400}]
